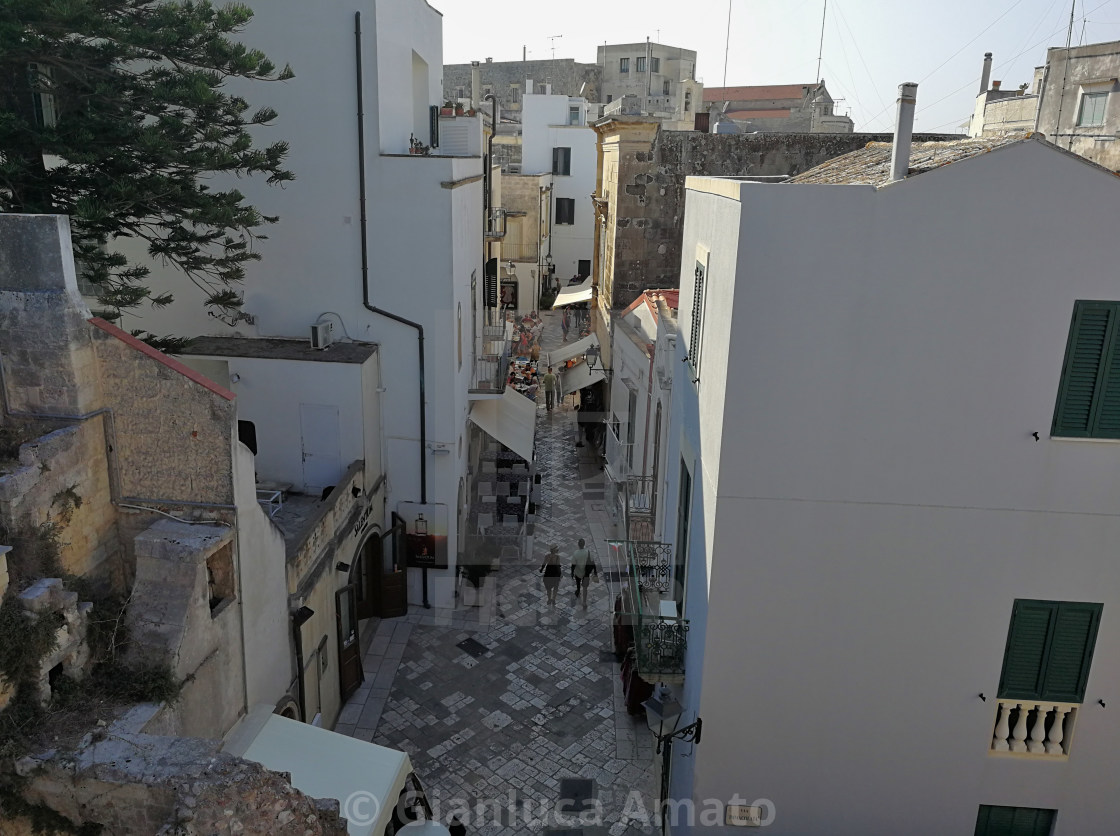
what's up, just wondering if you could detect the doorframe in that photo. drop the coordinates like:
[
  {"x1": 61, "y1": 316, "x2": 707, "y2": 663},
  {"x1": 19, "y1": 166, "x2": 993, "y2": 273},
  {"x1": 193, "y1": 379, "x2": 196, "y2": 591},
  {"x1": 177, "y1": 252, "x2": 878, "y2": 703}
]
[
  {"x1": 335, "y1": 583, "x2": 362, "y2": 701},
  {"x1": 351, "y1": 527, "x2": 382, "y2": 621}
]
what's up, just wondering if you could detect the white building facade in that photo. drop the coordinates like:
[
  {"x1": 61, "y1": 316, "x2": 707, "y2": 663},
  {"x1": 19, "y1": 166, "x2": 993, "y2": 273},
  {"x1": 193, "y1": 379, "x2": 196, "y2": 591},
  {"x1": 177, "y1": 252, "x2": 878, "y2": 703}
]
[
  {"x1": 109, "y1": 0, "x2": 483, "y2": 610},
  {"x1": 521, "y1": 93, "x2": 597, "y2": 284},
  {"x1": 658, "y1": 138, "x2": 1120, "y2": 834}
]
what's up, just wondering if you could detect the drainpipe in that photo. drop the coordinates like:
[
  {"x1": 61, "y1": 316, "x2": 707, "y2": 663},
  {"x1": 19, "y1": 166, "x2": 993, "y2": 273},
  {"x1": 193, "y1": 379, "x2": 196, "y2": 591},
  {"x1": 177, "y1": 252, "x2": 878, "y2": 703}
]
[{"x1": 355, "y1": 12, "x2": 430, "y2": 606}]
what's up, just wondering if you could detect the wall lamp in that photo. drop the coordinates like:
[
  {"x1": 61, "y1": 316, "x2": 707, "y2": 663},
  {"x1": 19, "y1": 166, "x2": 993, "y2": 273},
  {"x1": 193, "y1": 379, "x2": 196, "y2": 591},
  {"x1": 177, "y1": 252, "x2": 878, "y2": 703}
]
[
  {"x1": 585, "y1": 344, "x2": 613, "y2": 376},
  {"x1": 642, "y1": 687, "x2": 702, "y2": 754},
  {"x1": 292, "y1": 605, "x2": 315, "y2": 627}
]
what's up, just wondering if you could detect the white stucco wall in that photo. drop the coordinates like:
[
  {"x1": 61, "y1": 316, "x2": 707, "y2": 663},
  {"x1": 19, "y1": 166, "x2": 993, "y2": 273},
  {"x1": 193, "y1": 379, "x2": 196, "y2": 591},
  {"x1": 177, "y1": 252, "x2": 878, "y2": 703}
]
[
  {"x1": 232, "y1": 440, "x2": 291, "y2": 710},
  {"x1": 672, "y1": 142, "x2": 1120, "y2": 834}
]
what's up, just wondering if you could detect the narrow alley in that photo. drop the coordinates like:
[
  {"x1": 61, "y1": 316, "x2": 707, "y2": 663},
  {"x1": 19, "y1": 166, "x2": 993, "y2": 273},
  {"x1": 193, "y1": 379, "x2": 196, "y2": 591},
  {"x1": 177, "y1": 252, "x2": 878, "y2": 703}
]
[{"x1": 336, "y1": 310, "x2": 658, "y2": 835}]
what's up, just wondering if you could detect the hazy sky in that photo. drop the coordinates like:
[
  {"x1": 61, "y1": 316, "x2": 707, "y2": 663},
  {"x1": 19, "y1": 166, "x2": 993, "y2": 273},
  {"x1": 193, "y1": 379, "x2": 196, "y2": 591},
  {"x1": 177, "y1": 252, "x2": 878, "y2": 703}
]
[{"x1": 437, "y1": 0, "x2": 1119, "y2": 133}]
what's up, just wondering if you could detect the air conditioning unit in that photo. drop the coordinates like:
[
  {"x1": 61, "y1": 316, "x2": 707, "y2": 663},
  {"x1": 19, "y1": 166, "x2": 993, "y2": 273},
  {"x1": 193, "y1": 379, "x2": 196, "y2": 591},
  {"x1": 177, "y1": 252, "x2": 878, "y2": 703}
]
[{"x1": 310, "y1": 321, "x2": 333, "y2": 350}]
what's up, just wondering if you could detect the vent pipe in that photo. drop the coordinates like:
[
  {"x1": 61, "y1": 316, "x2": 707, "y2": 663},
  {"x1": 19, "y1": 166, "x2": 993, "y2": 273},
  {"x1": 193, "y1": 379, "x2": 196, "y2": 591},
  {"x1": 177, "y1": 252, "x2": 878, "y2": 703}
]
[
  {"x1": 471, "y1": 60, "x2": 481, "y2": 110},
  {"x1": 889, "y1": 82, "x2": 918, "y2": 183},
  {"x1": 979, "y1": 52, "x2": 993, "y2": 95}
]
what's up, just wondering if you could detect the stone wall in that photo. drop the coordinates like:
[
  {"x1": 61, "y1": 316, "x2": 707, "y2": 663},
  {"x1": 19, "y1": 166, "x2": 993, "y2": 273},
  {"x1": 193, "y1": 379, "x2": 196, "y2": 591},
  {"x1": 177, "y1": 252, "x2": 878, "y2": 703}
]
[
  {"x1": 602, "y1": 128, "x2": 964, "y2": 310},
  {"x1": 0, "y1": 421, "x2": 119, "y2": 581},
  {"x1": 89, "y1": 322, "x2": 235, "y2": 506},
  {"x1": 444, "y1": 58, "x2": 600, "y2": 117},
  {"x1": 12, "y1": 720, "x2": 348, "y2": 835}
]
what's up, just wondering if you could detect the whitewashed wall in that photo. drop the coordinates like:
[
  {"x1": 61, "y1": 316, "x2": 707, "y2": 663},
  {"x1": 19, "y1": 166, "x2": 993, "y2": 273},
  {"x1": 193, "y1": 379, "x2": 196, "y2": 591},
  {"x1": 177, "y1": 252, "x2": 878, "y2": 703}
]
[{"x1": 673, "y1": 142, "x2": 1120, "y2": 834}]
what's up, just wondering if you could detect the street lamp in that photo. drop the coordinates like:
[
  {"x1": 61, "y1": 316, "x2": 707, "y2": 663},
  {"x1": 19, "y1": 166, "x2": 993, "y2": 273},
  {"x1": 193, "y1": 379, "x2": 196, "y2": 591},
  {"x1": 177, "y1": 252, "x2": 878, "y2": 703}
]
[
  {"x1": 642, "y1": 687, "x2": 702, "y2": 754},
  {"x1": 585, "y1": 344, "x2": 612, "y2": 376}
]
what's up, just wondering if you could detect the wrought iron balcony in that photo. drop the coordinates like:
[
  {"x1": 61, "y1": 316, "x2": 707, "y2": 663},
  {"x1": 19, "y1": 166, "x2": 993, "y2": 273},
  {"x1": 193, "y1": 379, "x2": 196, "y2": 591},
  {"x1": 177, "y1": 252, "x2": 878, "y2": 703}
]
[
  {"x1": 625, "y1": 475, "x2": 656, "y2": 541},
  {"x1": 607, "y1": 539, "x2": 687, "y2": 682}
]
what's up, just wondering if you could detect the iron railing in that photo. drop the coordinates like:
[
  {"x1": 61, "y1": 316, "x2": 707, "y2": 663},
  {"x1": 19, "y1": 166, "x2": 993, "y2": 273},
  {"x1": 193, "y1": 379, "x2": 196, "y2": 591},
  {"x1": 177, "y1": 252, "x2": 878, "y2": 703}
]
[{"x1": 608, "y1": 538, "x2": 687, "y2": 681}]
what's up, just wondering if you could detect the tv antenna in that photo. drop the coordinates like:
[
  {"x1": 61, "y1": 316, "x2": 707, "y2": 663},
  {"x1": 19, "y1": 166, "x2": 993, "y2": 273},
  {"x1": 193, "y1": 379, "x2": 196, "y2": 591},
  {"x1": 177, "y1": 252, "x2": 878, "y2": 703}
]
[{"x1": 547, "y1": 34, "x2": 563, "y2": 61}]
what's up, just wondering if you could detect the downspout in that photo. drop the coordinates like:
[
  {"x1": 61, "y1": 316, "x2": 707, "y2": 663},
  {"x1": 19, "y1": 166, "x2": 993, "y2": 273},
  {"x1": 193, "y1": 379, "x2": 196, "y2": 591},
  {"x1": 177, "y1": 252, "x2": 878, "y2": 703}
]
[
  {"x1": 291, "y1": 616, "x2": 307, "y2": 721},
  {"x1": 354, "y1": 12, "x2": 427, "y2": 506},
  {"x1": 641, "y1": 340, "x2": 654, "y2": 476}
]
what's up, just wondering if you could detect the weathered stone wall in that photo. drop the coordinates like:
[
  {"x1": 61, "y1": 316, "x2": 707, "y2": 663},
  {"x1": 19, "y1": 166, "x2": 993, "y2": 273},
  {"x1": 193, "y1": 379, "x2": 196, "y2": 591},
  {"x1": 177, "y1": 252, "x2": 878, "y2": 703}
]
[
  {"x1": 444, "y1": 58, "x2": 600, "y2": 116},
  {"x1": 0, "y1": 422, "x2": 119, "y2": 580},
  {"x1": 13, "y1": 724, "x2": 349, "y2": 835},
  {"x1": 605, "y1": 129, "x2": 964, "y2": 309},
  {"x1": 501, "y1": 174, "x2": 547, "y2": 261},
  {"x1": 90, "y1": 324, "x2": 235, "y2": 506}
]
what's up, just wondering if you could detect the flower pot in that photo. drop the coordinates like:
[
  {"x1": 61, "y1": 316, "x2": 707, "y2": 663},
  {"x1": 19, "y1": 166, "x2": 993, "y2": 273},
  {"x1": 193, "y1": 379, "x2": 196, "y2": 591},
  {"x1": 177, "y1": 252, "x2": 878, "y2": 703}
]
[{"x1": 440, "y1": 107, "x2": 453, "y2": 116}]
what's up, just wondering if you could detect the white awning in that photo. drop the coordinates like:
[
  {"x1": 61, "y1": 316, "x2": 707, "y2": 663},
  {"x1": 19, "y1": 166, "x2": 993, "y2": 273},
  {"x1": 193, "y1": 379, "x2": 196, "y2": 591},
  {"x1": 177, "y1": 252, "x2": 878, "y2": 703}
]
[
  {"x1": 225, "y1": 710, "x2": 426, "y2": 836},
  {"x1": 551, "y1": 276, "x2": 593, "y2": 308},
  {"x1": 546, "y1": 333, "x2": 598, "y2": 368},
  {"x1": 468, "y1": 387, "x2": 536, "y2": 462},
  {"x1": 560, "y1": 360, "x2": 606, "y2": 395}
]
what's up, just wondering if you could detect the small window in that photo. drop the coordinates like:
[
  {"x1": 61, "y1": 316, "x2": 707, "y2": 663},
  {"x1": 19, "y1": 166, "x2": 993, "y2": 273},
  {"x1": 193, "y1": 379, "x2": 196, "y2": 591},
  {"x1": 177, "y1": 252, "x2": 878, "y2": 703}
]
[
  {"x1": 619, "y1": 58, "x2": 629, "y2": 74},
  {"x1": 555, "y1": 197, "x2": 575, "y2": 225},
  {"x1": 974, "y1": 805, "x2": 1055, "y2": 836},
  {"x1": 206, "y1": 543, "x2": 235, "y2": 614},
  {"x1": 663, "y1": 80, "x2": 671, "y2": 96},
  {"x1": 636, "y1": 56, "x2": 647, "y2": 73},
  {"x1": 651, "y1": 57, "x2": 660, "y2": 74},
  {"x1": 1077, "y1": 91, "x2": 1108, "y2": 126},
  {"x1": 552, "y1": 146, "x2": 571, "y2": 175},
  {"x1": 568, "y1": 106, "x2": 580, "y2": 125},
  {"x1": 237, "y1": 420, "x2": 257, "y2": 455},
  {"x1": 606, "y1": 94, "x2": 613, "y2": 104},
  {"x1": 1052, "y1": 300, "x2": 1120, "y2": 438},
  {"x1": 684, "y1": 91, "x2": 692, "y2": 112}
]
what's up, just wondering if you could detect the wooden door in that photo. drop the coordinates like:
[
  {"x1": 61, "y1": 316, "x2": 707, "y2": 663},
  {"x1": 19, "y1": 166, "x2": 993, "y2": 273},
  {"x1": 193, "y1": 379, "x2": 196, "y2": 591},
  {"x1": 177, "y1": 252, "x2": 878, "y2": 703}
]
[
  {"x1": 375, "y1": 519, "x2": 408, "y2": 619},
  {"x1": 335, "y1": 585, "x2": 363, "y2": 700}
]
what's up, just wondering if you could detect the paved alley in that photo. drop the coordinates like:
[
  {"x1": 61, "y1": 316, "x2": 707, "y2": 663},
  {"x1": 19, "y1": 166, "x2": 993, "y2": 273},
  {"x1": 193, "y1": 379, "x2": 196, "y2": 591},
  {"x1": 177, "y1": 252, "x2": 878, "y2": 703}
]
[{"x1": 336, "y1": 310, "x2": 658, "y2": 835}]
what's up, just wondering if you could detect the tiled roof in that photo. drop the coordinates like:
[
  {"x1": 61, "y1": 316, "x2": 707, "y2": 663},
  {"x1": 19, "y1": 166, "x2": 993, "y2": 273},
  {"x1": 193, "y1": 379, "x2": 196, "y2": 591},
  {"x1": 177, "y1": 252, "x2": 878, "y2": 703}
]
[
  {"x1": 703, "y1": 84, "x2": 814, "y2": 103},
  {"x1": 724, "y1": 109, "x2": 792, "y2": 120},
  {"x1": 786, "y1": 133, "x2": 1031, "y2": 186}
]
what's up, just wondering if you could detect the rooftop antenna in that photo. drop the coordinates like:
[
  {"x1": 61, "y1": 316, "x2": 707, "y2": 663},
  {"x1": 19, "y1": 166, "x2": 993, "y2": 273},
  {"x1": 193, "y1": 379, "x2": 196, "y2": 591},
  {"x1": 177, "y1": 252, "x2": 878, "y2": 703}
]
[
  {"x1": 722, "y1": 0, "x2": 732, "y2": 86},
  {"x1": 547, "y1": 34, "x2": 562, "y2": 61},
  {"x1": 816, "y1": 0, "x2": 827, "y2": 83}
]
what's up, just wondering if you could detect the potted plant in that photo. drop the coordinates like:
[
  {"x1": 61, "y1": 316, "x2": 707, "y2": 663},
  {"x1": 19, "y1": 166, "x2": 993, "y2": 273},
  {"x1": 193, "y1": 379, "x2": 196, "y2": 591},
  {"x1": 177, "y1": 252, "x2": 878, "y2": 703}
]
[
  {"x1": 440, "y1": 101, "x2": 454, "y2": 117},
  {"x1": 455, "y1": 102, "x2": 465, "y2": 116}
]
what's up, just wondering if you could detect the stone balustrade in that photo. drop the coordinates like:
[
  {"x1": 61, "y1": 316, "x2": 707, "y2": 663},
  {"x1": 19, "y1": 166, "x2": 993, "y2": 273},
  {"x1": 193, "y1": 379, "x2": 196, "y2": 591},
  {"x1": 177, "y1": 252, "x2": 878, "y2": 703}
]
[{"x1": 991, "y1": 700, "x2": 1079, "y2": 757}]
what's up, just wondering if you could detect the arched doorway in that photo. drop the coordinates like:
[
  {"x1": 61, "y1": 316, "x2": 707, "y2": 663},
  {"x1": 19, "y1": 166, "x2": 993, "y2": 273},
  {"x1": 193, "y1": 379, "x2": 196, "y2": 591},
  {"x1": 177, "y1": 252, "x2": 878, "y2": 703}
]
[{"x1": 352, "y1": 521, "x2": 407, "y2": 621}]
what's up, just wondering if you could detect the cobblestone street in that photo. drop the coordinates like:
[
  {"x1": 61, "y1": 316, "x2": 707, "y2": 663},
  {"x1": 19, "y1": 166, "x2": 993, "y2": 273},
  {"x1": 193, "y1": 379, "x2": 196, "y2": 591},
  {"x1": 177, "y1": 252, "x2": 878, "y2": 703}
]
[{"x1": 337, "y1": 311, "x2": 658, "y2": 835}]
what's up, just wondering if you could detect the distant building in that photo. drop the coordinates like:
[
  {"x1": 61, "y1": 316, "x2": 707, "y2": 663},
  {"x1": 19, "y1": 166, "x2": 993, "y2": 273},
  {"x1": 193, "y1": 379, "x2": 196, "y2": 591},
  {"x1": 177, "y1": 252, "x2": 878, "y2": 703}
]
[
  {"x1": 1035, "y1": 39, "x2": 1120, "y2": 171},
  {"x1": 702, "y1": 81, "x2": 854, "y2": 133},
  {"x1": 598, "y1": 42, "x2": 701, "y2": 130},
  {"x1": 443, "y1": 56, "x2": 600, "y2": 122},
  {"x1": 968, "y1": 52, "x2": 1041, "y2": 138}
]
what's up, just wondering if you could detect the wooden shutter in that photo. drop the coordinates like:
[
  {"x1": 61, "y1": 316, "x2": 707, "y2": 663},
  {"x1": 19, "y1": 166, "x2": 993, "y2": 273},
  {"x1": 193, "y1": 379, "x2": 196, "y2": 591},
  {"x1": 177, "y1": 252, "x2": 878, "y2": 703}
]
[
  {"x1": 998, "y1": 600, "x2": 1056, "y2": 700},
  {"x1": 552, "y1": 147, "x2": 560, "y2": 175},
  {"x1": 1053, "y1": 301, "x2": 1120, "y2": 437},
  {"x1": 1041, "y1": 602, "x2": 1102, "y2": 702},
  {"x1": 975, "y1": 805, "x2": 1056, "y2": 836}
]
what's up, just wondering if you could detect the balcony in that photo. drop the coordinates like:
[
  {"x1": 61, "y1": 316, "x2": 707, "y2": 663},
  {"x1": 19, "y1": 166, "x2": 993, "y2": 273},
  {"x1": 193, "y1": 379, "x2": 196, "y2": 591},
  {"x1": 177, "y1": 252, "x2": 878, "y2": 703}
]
[
  {"x1": 469, "y1": 322, "x2": 514, "y2": 396},
  {"x1": 990, "y1": 700, "x2": 1078, "y2": 758},
  {"x1": 608, "y1": 538, "x2": 687, "y2": 683},
  {"x1": 605, "y1": 422, "x2": 633, "y2": 483},
  {"x1": 625, "y1": 475, "x2": 656, "y2": 541}
]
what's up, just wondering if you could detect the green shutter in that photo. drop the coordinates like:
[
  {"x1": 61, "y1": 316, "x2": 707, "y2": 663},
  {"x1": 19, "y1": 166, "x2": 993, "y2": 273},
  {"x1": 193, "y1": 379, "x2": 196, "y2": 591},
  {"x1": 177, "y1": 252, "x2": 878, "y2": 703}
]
[
  {"x1": 976, "y1": 806, "x2": 1056, "y2": 836},
  {"x1": 1093, "y1": 333, "x2": 1120, "y2": 436},
  {"x1": 1041, "y1": 602, "x2": 1102, "y2": 703},
  {"x1": 998, "y1": 601, "x2": 1056, "y2": 700},
  {"x1": 1053, "y1": 302, "x2": 1120, "y2": 438}
]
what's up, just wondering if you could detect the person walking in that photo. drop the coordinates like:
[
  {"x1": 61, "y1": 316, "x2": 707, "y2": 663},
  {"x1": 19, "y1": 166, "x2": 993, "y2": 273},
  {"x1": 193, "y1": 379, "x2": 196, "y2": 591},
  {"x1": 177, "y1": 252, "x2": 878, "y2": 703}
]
[
  {"x1": 571, "y1": 538, "x2": 597, "y2": 608},
  {"x1": 542, "y1": 366, "x2": 557, "y2": 411},
  {"x1": 561, "y1": 307, "x2": 570, "y2": 342},
  {"x1": 539, "y1": 545, "x2": 563, "y2": 606}
]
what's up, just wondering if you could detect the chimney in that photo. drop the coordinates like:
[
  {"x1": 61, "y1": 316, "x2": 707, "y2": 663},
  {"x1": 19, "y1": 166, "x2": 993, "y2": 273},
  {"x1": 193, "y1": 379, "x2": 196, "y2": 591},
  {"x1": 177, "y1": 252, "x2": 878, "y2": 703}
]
[
  {"x1": 889, "y1": 82, "x2": 918, "y2": 183},
  {"x1": 471, "y1": 60, "x2": 480, "y2": 110},
  {"x1": 992, "y1": 80, "x2": 1001, "y2": 90},
  {"x1": 978, "y1": 52, "x2": 993, "y2": 95}
]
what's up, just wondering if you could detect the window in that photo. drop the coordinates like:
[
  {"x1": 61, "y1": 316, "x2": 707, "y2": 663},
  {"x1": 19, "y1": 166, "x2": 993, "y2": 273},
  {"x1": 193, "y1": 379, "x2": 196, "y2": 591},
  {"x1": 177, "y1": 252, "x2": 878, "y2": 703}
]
[
  {"x1": 1077, "y1": 91, "x2": 1108, "y2": 126},
  {"x1": 569, "y1": 106, "x2": 580, "y2": 125},
  {"x1": 651, "y1": 57, "x2": 660, "y2": 74},
  {"x1": 619, "y1": 58, "x2": 629, "y2": 74},
  {"x1": 237, "y1": 420, "x2": 257, "y2": 455},
  {"x1": 688, "y1": 258, "x2": 707, "y2": 374},
  {"x1": 663, "y1": 80, "x2": 671, "y2": 96},
  {"x1": 509, "y1": 83, "x2": 521, "y2": 103},
  {"x1": 974, "y1": 805, "x2": 1055, "y2": 836},
  {"x1": 206, "y1": 544, "x2": 235, "y2": 615},
  {"x1": 684, "y1": 91, "x2": 692, "y2": 112},
  {"x1": 552, "y1": 146, "x2": 571, "y2": 175},
  {"x1": 672, "y1": 460, "x2": 692, "y2": 611},
  {"x1": 555, "y1": 197, "x2": 575, "y2": 225},
  {"x1": 636, "y1": 56, "x2": 646, "y2": 73},
  {"x1": 998, "y1": 599, "x2": 1102, "y2": 703},
  {"x1": 28, "y1": 63, "x2": 57, "y2": 128},
  {"x1": 1052, "y1": 300, "x2": 1120, "y2": 438}
]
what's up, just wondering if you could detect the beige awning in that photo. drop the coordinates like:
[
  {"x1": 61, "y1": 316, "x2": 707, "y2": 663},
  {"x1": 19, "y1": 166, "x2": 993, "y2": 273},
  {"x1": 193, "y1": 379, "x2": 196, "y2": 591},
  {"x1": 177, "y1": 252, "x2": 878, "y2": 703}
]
[
  {"x1": 468, "y1": 387, "x2": 537, "y2": 462},
  {"x1": 546, "y1": 333, "x2": 598, "y2": 368},
  {"x1": 551, "y1": 276, "x2": 594, "y2": 308},
  {"x1": 560, "y1": 360, "x2": 606, "y2": 395}
]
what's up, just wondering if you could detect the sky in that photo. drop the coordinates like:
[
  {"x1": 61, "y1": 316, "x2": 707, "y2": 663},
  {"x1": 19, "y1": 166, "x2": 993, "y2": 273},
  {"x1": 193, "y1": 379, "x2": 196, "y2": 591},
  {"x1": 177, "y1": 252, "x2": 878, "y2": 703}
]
[{"x1": 436, "y1": 0, "x2": 1120, "y2": 133}]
